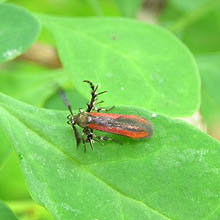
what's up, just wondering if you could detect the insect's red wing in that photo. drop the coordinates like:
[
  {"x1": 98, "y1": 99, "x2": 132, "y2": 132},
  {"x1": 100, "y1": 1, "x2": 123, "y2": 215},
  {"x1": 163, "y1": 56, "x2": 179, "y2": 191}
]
[{"x1": 88, "y1": 112, "x2": 153, "y2": 139}]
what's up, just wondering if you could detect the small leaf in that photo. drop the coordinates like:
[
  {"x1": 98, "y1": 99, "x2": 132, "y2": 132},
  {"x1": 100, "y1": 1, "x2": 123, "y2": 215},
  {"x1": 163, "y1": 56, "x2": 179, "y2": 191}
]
[
  {"x1": 0, "y1": 3, "x2": 41, "y2": 63},
  {"x1": 0, "y1": 200, "x2": 18, "y2": 220},
  {"x1": 0, "y1": 92, "x2": 219, "y2": 220},
  {"x1": 38, "y1": 14, "x2": 200, "y2": 117}
]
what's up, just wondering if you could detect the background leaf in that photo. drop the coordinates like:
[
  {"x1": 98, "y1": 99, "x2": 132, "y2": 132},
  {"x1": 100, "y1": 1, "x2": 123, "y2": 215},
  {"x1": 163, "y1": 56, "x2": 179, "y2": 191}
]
[
  {"x1": 180, "y1": 9, "x2": 220, "y2": 54},
  {"x1": 114, "y1": 0, "x2": 144, "y2": 17},
  {"x1": 160, "y1": 0, "x2": 220, "y2": 54},
  {"x1": 0, "y1": 3, "x2": 41, "y2": 63},
  {"x1": 0, "y1": 200, "x2": 18, "y2": 220},
  {"x1": 7, "y1": 0, "x2": 121, "y2": 17},
  {"x1": 38, "y1": 15, "x2": 200, "y2": 117},
  {"x1": 196, "y1": 53, "x2": 220, "y2": 136},
  {"x1": 0, "y1": 92, "x2": 219, "y2": 220}
]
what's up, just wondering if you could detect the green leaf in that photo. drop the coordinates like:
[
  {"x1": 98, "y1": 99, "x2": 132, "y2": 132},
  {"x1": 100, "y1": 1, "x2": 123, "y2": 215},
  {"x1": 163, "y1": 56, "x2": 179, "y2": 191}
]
[
  {"x1": 0, "y1": 3, "x2": 41, "y2": 63},
  {"x1": 38, "y1": 15, "x2": 200, "y2": 117},
  {"x1": 196, "y1": 53, "x2": 220, "y2": 126},
  {"x1": 115, "y1": 0, "x2": 143, "y2": 17},
  {"x1": 0, "y1": 200, "x2": 18, "y2": 220},
  {"x1": 0, "y1": 126, "x2": 12, "y2": 169},
  {"x1": 0, "y1": 151, "x2": 30, "y2": 200},
  {"x1": 0, "y1": 92, "x2": 220, "y2": 220}
]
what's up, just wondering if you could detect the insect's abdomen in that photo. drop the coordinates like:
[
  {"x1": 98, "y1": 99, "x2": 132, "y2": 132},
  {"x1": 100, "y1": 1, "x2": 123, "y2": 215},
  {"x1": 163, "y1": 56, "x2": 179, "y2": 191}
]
[{"x1": 88, "y1": 112, "x2": 153, "y2": 139}]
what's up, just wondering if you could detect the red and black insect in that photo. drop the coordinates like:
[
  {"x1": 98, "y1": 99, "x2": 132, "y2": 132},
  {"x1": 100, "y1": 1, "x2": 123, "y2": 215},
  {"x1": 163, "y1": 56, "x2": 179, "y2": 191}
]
[{"x1": 60, "y1": 80, "x2": 153, "y2": 152}]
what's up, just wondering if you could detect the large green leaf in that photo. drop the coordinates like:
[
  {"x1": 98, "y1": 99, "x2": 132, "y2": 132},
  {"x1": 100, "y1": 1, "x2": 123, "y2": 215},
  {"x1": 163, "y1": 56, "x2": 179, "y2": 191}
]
[
  {"x1": 0, "y1": 92, "x2": 219, "y2": 220},
  {"x1": 0, "y1": 200, "x2": 18, "y2": 220},
  {"x1": 38, "y1": 15, "x2": 200, "y2": 117},
  {"x1": 0, "y1": 3, "x2": 41, "y2": 63}
]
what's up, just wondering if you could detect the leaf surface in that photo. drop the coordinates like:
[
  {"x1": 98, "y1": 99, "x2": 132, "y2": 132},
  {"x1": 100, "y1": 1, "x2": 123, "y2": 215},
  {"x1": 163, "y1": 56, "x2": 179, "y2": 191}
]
[
  {"x1": 0, "y1": 92, "x2": 219, "y2": 220},
  {"x1": 38, "y1": 15, "x2": 200, "y2": 117}
]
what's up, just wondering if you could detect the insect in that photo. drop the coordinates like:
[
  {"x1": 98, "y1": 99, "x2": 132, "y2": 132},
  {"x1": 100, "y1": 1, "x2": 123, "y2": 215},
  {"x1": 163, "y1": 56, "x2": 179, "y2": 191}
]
[{"x1": 60, "y1": 80, "x2": 153, "y2": 152}]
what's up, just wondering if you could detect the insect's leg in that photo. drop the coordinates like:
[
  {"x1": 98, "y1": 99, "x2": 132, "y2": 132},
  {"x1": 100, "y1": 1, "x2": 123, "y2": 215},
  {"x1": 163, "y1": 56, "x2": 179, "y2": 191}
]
[
  {"x1": 84, "y1": 80, "x2": 99, "y2": 112},
  {"x1": 87, "y1": 136, "x2": 94, "y2": 151},
  {"x1": 81, "y1": 130, "x2": 87, "y2": 152},
  {"x1": 59, "y1": 87, "x2": 74, "y2": 116},
  {"x1": 86, "y1": 128, "x2": 95, "y2": 151},
  {"x1": 83, "y1": 80, "x2": 98, "y2": 93},
  {"x1": 95, "y1": 136, "x2": 113, "y2": 142},
  {"x1": 95, "y1": 105, "x2": 115, "y2": 112},
  {"x1": 82, "y1": 139, "x2": 87, "y2": 153},
  {"x1": 93, "y1": 137, "x2": 102, "y2": 143},
  {"x1": 82, "y1": 128, "x2": 95, "y2": 151},
  {"x1": 95, "y1": 135, "x2": 122, "y2": 145}
]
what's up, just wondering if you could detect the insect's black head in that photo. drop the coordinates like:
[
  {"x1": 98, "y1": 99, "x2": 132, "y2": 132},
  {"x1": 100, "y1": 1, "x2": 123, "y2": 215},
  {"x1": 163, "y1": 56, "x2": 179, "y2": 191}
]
[{"x1": 67, "y1": 114, "x2": 76, "y2": 126}]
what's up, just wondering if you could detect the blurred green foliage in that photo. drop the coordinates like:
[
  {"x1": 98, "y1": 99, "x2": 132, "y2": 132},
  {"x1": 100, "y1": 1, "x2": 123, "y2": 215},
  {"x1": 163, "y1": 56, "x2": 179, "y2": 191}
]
[{"x1": 160, "y1": 0, "x2": 220, "y2": 136}]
